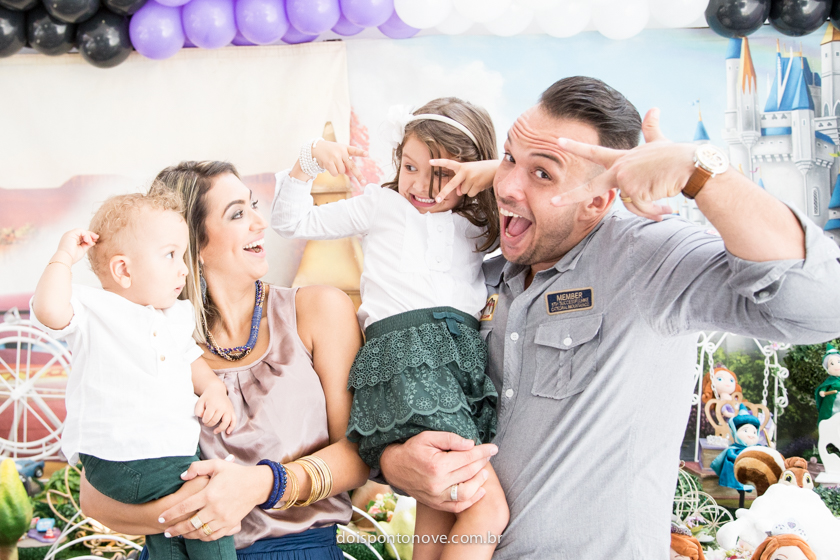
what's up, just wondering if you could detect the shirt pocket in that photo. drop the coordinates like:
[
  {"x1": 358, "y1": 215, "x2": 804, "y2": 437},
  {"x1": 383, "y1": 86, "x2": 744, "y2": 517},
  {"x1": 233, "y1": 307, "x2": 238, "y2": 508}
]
[{"x1": 531, "y1": 313, "x2": 602, "y2": 400}]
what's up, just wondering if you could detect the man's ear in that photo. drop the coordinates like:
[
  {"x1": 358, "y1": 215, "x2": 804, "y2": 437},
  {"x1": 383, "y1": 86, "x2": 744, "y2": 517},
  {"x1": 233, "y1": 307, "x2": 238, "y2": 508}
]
[
  {"x1": 109, "y1": 255, "x2": 132, "y2": 289},
  {"x1": 579, "y1": 188, "x2": 616, "y2": 221}
]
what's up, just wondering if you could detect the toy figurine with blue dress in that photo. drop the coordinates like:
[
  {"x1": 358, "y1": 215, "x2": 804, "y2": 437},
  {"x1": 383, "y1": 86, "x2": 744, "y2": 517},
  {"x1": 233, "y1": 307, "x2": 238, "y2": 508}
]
[{"x1": 711, "y1": 405, "x2": 761, "y2": 505}]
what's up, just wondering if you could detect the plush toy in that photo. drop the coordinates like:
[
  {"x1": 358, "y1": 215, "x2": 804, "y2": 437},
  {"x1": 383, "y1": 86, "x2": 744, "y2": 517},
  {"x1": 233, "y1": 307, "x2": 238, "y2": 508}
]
[
  {"x1": 816, "y1": 344, "x2": 840, "y2": 423},
  {"x1": 716, "y1": 484, "x2": 840, "y2": 560},
  {"x1": 711, "y1": 405, "x2": 761, "y2": 492},
  {"x1": 733, "y1": 446, "x2": 785, "y2": 496},
  {"x1": 749, "y1": 534, "x2": 816, "y2": 560},
  {"x1": 670, "y1": 524, "x2": 705, "y2": 560},
  {"x1": 777, "y1": 458, "x2": 814, "y2": 490},
  {"x1": 702, "y1": 366, "x2": 742, "y2": 405},
  {"x1": 0, "y1": 458, "x2": 33, "y2": 560}
]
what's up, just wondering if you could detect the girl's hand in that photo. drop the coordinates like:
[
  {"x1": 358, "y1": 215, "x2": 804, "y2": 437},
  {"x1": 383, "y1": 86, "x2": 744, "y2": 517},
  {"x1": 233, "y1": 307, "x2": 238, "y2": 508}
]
[
  {"x1": 159, "y1": 459, "x2": 273, "y2": 541},
  {"x1": 310, "y1": 141, "x2": 368, "y2": 184},
  {"x1": 54, "y1": 229, "x2": 99, "y2": 265},
  {"x1": 194, "y1": 385, "x2": 236, "y2": 435},
  {"x1": 428, "y1": 159, "x2": 501, "y2": 203}
]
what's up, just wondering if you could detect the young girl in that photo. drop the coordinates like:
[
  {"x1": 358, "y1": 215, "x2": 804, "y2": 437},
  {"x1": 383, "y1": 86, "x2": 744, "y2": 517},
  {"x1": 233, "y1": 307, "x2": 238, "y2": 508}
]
[{"x1": 272, "y1": 98, "x2": 508, "y2": 560}]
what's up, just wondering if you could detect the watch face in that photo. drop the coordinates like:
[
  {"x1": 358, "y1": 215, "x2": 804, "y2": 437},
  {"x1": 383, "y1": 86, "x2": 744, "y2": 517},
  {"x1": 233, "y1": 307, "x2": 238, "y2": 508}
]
[{"x1": 695, "y1": 145, "x2": 729, "y2": 174}]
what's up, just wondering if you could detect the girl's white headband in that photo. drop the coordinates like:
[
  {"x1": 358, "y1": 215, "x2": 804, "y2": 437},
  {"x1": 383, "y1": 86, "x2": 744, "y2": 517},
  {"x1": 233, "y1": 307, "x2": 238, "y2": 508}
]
[{"x1": 382, "y1": 105, "x2": 479, "y2": 150}]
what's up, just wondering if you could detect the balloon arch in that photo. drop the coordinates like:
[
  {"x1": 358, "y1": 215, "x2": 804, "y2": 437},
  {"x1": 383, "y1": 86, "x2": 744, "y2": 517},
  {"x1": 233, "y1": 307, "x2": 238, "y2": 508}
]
[{"x1": 0, "y1": 2, "x2": 837, "y2": 68}]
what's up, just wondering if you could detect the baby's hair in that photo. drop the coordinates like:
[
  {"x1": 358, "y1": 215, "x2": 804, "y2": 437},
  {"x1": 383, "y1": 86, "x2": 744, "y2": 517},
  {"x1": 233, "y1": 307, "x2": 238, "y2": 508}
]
[
  {"x1": 383, "y1": 97, "x2": 500, "y2": 252},
  {"x1": 87, "y1": 188, "x2": 183, "y2": 279}
]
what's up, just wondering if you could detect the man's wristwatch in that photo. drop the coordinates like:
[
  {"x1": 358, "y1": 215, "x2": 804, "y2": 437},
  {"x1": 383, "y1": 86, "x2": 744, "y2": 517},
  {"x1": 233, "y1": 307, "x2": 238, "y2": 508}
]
[{"x1": 682, "y1": 144, "x2": 729, "y2": 200}]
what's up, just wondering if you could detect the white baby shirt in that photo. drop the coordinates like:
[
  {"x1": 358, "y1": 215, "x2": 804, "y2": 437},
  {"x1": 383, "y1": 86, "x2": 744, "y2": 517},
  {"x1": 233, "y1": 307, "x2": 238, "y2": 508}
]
[{"x1": 30, "y1": 285, "x2": 203, "y2": 464}]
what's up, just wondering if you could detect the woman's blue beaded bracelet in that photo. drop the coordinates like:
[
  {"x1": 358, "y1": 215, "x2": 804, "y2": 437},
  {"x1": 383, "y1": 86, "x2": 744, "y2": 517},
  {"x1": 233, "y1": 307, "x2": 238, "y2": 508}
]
[{"x1": 256, "y1": 459, "x2": 287, "y2": 510}]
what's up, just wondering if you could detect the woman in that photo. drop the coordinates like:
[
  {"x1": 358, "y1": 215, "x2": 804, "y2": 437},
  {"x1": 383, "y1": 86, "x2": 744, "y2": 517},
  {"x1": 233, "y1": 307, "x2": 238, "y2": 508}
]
[{"x1": 79, "y1": 161, "x2": 369, "y2": 559}]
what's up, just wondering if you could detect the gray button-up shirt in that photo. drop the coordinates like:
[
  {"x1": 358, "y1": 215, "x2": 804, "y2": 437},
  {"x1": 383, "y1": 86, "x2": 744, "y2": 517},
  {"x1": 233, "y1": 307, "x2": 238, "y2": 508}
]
[{"x1": 482, "y1": 208, "x2": 840, "y2": 559}]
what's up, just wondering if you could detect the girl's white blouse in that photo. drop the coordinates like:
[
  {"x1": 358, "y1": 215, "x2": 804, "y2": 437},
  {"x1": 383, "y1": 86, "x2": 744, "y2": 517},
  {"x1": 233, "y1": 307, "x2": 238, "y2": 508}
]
[{"x1": 271, "y1": 170, "x2": 488, "y2": 330}]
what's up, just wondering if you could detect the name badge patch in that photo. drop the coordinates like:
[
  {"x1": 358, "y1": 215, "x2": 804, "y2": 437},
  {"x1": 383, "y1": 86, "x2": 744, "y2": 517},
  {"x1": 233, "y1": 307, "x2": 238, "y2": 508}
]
[
  {"x1": 545, "y1": 288, "x2": 593, "y2": 315},
  {"x1": 480, "y1": 294, "x2": 498, "y2": 321}
]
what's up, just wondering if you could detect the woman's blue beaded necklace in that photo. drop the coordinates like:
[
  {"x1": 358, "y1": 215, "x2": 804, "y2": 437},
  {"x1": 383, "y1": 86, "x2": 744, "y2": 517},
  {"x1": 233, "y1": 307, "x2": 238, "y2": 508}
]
[{"x1": 206, "y1": 280, "x2": 266, "y2": 361}]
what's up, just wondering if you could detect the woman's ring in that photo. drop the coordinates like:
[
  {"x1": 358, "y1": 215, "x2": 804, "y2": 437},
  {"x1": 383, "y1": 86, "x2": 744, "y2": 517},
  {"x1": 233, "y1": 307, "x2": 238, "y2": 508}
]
[
  {"x1": 189, "y1": 514, "x2": 203, "y2": 530},
  {"x1": 619, "y1": 192, "x2": 633, "y2": 204},
  {"x1": 201, "y1": 523, "x2": 214, "y2": 537},
  {"x1": 450, "y1": 484, "x2": 458, "y2": 502}
]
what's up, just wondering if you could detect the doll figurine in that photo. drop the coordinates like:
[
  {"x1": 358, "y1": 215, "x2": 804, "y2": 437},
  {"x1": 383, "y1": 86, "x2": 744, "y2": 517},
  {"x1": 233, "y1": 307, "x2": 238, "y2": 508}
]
[
  {"x1": 702, "y1": 365, "x2": 742, "y2": 405},
  {"x1": 816, "y1": 344, "x2": 840, "y2": 423},
  {"x1": 711, "y1": 405, "x2": 761, "y2": 493},
  {"x1": 750, "y1": 534, "x2": 816, "y2": 560},
  {"x1": 670, "y1": 524, "x2": 705, "y2": 560}
]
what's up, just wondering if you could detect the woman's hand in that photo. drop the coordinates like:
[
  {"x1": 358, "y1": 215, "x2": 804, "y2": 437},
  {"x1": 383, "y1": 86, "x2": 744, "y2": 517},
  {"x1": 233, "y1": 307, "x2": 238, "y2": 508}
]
[
  {"x1": 428, "y1": 159, "x2": 500, "y2": 203},
  {"x1": 159, "y1": 459, "x2": 273, "y2": 541}
]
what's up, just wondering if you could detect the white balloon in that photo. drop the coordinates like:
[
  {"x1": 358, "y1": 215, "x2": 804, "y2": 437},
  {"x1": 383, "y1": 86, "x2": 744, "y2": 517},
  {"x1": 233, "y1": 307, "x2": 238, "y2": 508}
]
[
  {"x1": 593, "y1": 0, "x2": 649, "y2": 40},
  {"x1": 484, "y1": 4, "x2": 533, "y2": 36},
  {"x1": 394, "y1": 0, "x2": 453, "y2": 29},
  {"x1": 436, "y1": 8, "x2": 474, "y2": 34},
  {"x1": 537, "y1": 0, "x2": 591, "y2": 38},
  {"x1": 515, "y1": 0, "x2": 559, "y2": 9},
  {"x1": 452, "y1": 0, "x2": 511, "y2": 23},
  {"x1": 648, "y1": 0, "x2": 706, "y2": 28}
]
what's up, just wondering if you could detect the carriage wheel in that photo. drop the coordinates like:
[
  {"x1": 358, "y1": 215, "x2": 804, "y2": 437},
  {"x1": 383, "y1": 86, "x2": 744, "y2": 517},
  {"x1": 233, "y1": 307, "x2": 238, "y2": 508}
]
[{"x1": 0, "y1": 321, "x2": 69, "y2": 461}]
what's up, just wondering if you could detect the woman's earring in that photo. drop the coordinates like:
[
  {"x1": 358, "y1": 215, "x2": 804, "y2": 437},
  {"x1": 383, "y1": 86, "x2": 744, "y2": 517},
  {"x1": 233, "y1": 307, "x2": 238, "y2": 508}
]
[{"x1": 200, "y1": 272, "x2": 207, "y2": 305}]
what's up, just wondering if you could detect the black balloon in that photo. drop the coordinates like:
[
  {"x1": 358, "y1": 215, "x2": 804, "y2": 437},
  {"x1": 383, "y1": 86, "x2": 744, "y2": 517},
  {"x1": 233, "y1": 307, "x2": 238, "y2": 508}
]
[
  {"x1": 0, "y1": 6, "x2": 25, "y2": 58},
  {"x1": 44, "y1": 0, "x2": 99, "y2": 24},
  {"x1": 770, "y1": 0, "x2": 831, "y2": 36},
  {"x1": 831, "y1": 0, "x2": 840, "y2": 29},
  {"x1": 0, "y1": 0, "x2": 38, "y2": 12},
  {"x1": 706, "y1": 0, "x2": 771, "y2": 38},
  {"x1": 76, "y1": 9, "x2": 131, "y2": 68},
  {"x1": 27, "y1": 6, "x2": 75, "y2": 55},
  {"x1": 103, "y1": 0, "x2": 147, "y2": 16}
]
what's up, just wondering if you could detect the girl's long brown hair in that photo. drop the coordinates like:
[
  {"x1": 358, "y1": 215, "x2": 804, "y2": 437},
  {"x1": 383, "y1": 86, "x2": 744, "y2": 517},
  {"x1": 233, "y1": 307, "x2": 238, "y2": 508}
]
[{"x1": 382, "y1": 97, "x2": 500, "y2": 252}]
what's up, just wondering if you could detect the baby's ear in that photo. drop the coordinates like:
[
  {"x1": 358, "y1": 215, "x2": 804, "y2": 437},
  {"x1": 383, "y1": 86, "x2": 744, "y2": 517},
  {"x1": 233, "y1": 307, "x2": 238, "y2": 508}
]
[{"x1": 109, "y1": 254, "x2": 132, "y2": 289}]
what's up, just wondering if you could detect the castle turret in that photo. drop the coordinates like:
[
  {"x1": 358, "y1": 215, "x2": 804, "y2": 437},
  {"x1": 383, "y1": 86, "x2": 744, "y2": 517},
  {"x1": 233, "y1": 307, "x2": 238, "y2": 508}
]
[
  {"x1": 723, "y1": 37, "x2": 760, "y2": 180},
  {"x1": 821, "y1": 24, "x2": 840, "y2": 119},
  {"x1": 824, "y1": 175, "x2": 840, "y2": 245},
  {"x1": 694, "y1": 109, "x2": 710, "y2": 144},
  {"x1": 790, "y1": 56, "x2": 816, "y2": 175}
]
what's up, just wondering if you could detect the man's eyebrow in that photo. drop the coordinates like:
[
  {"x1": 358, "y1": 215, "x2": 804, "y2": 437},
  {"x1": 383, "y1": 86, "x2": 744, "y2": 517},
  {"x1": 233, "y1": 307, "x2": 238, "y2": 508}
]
[{"x1": 534, "y1": 152, "x2": 562, "y2": 165}]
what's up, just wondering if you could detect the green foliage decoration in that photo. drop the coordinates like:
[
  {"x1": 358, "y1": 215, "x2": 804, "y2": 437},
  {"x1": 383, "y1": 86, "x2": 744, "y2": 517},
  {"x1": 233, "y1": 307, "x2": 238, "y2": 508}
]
[{"x1": 815, "y1": 486, "x2": 840, "y2": 517}]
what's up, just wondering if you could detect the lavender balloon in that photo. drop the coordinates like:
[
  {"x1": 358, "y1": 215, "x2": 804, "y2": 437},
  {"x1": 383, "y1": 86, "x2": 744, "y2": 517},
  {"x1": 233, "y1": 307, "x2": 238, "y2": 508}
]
[
  {"x1": 231, "y1": 29, "x2": 253, "y2": 44},
  {"x1": 340, "y1": 0, "x2": 392, "y2": 27},
  {"x1": 331, "y1": 12, "x2": 362, "y2": 35},
  {"x1": 182, "y1": 0, "x2": 236, "y2": 48},
  {"x1": 156, "y1": 0, "x2": 189, "y2": 7},
  {"x1": 130, "y1": 0, "x2": 184, "y2": 59},
  {"x1": 286, "y1": 0, "x2": 338, "y2": 34},
  {"x1": 377, "y1": 8, "x2": 416, "y2": 38},
  {"x1": 281, "y1": 24, "x2": 316, "y2": 43},
  {"x1": 235, "y1": 0, "x2": 287, "y2": 44}
]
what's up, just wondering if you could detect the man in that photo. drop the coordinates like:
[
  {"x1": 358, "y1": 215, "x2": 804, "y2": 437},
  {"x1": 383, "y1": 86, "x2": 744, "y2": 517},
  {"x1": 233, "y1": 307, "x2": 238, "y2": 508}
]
[{"x1": 377, "y1": 77, "x2": 840, "y2": 558}]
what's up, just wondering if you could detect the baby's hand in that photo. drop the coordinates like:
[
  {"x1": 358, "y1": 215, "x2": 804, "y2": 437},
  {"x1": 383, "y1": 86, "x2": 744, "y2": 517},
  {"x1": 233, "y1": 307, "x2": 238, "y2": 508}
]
[
  {"x1": 428, "y1": 159, "x2": 501, "y2": 203},
  {"x1": 310, "y1": 140, "x2": 368, "y2": 184},
  {"x1": 54, "y1": 229, "x2": 99, "y2": 266},
  {"x1": 195, "y1": 384, "x2": 237, "y2": 435}
]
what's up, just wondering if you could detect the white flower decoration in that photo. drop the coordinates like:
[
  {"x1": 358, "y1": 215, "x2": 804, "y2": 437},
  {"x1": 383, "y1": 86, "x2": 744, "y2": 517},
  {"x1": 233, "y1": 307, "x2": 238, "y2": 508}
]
[{"x1": 381, "y1": 104, "x2": 416, "y2": 151}]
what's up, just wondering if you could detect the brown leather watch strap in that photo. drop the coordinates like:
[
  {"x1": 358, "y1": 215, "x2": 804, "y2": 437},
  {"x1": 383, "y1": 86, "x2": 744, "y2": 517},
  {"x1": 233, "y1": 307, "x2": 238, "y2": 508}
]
[{"x1": 682, "y1": 165, "x2": 713, "y2": 200}]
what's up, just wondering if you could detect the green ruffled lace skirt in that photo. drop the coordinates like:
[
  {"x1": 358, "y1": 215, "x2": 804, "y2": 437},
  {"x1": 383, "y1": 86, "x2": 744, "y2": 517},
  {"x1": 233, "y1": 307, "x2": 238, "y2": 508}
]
[{"x1": 346, "y1": 306, "x2": 498, "y2": 470}]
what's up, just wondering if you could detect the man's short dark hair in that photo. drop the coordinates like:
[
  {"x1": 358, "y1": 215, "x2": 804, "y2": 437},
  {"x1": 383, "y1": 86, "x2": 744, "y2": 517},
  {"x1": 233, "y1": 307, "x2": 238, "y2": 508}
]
[{"x1": 539, "y1": 77, "x2": 642, "y2": 150}]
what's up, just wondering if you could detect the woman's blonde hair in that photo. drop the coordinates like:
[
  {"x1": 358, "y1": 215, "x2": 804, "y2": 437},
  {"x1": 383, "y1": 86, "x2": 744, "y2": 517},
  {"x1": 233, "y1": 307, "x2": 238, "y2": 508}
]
[
  {"x1": 382, "y1": 97, "x2": 500, "y2": 252},
  {"x1": 149, "y1": 161, "x2": 240, "y2": 341}
]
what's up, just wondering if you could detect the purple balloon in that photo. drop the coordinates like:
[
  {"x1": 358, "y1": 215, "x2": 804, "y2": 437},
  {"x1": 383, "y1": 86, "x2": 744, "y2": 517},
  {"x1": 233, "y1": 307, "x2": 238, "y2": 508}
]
[
  {"x1": 285, "y1": 0, "x2": 338, "y2": 34},
  {"x1": 182, "y1": 0, "x2": 236, "y2": 48},
  {"x1": 231, "y1": 29, "x2": 253, "y2": 44},
  {"x1": 340, "y1": 0, "x2": 392, "y2": 27},
  {"x1": 281, "y1": 23, "x2": 316, "y2": 43},
  {"x1": 130, "y1": 0, "x2": 184, "y2": 59},
  {"x1": 331, "y1": 12, "x2": 362, "y2": 35},
  {"x1": 377, "y1": 9, "x2": 416, "y2": 39},
  {"x1": 156, "y1": 0, "x2": 189, "y2": 7},
  {"x1": 235, "y1": 0, "x2": 287, "y2": 44}
]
